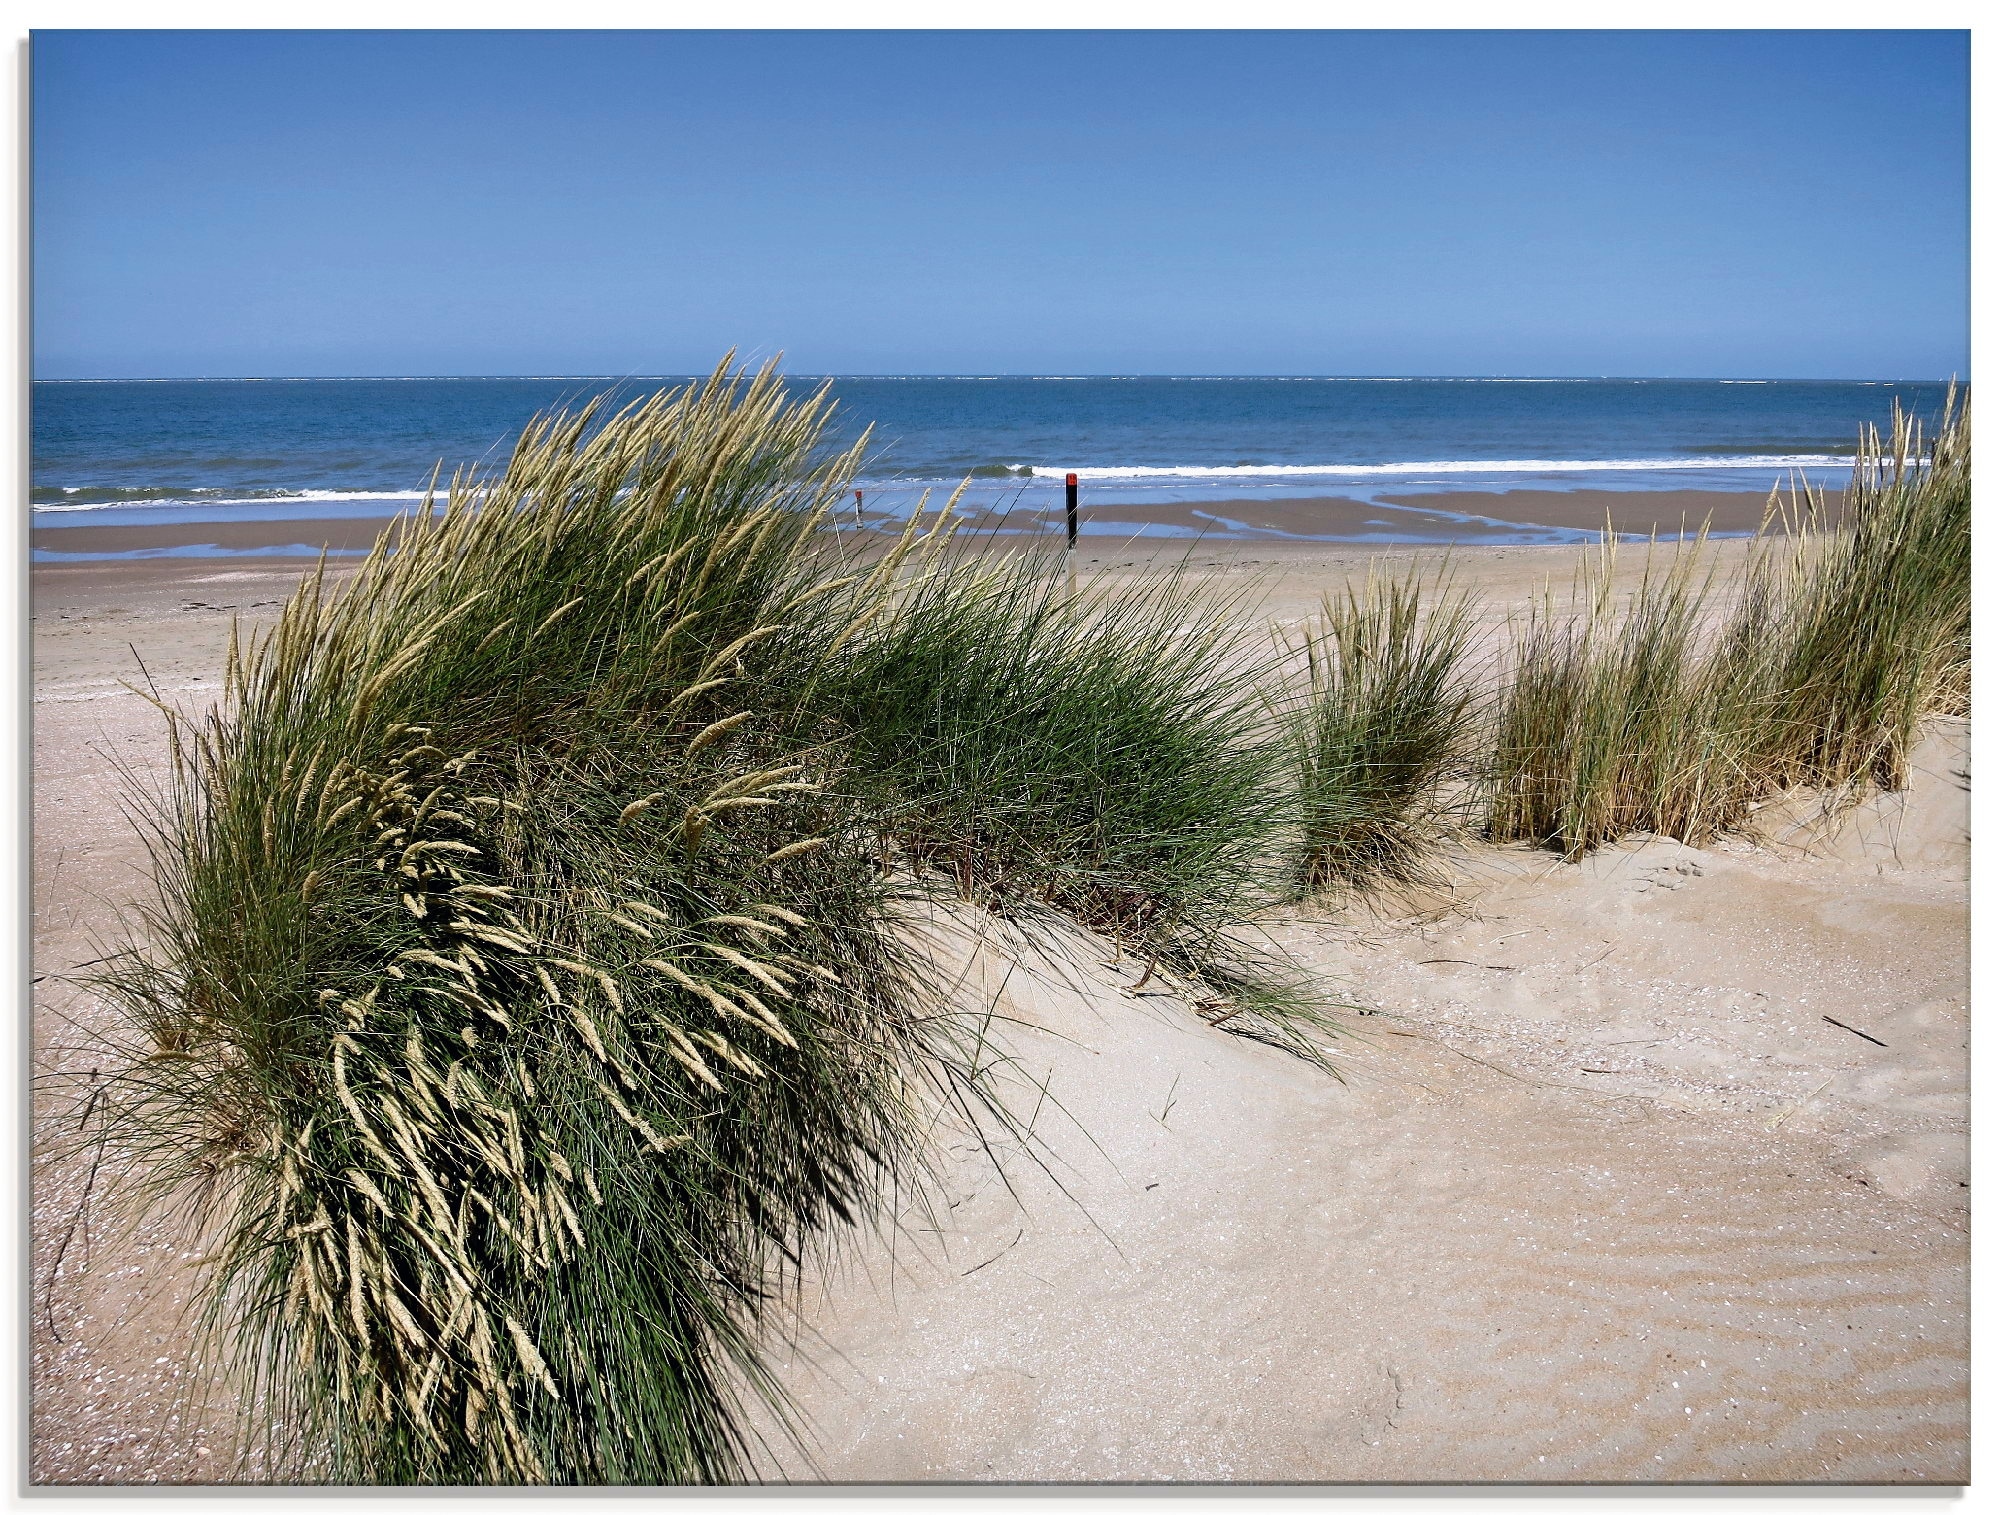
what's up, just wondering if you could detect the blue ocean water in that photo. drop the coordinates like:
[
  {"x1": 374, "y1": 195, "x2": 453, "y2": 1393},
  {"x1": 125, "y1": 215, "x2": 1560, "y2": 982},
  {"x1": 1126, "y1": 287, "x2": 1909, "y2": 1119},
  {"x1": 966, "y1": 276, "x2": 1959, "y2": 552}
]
[{"x1": 32, "y1": 376, "x2": 1952, "y2": 546}]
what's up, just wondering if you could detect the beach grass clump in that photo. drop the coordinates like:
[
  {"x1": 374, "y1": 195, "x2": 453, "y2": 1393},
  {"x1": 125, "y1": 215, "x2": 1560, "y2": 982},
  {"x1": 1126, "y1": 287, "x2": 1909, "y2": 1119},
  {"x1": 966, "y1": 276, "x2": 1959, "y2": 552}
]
[
  {"x1": 1287, "y1": 564, "x2": 1482, "y2": 893},
  {"x1": 779, "y1": 544, "x2": 1336, "y2": 1056},
  {"x1": 1486, "y1": 538, "x2": 1751, "y2": 857},
  {"x1": 88, "y1": 363, "x2": 973, "y2": 1484},
  {"x1": 82, "y1": 361, "x2": 1340, "y2": 1484},
  {"x1": 1486, "y1": 388, "x2": 1970, "y2": 858},
  {"x1": 1749, "y1": 387, "x2": 1970, "y2": 793}
]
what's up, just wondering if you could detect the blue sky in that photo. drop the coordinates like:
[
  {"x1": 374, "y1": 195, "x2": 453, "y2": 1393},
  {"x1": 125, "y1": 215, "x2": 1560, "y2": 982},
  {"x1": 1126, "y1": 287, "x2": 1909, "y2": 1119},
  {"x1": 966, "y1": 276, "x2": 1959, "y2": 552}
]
[{"x1": 32, "y1": 29, "x2": 1969, "y2": 379}]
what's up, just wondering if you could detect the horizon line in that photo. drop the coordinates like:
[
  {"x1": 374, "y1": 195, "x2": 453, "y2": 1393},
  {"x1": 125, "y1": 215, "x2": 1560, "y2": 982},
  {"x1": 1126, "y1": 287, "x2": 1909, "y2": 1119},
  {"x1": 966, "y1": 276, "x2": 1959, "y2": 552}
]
[{"x1": 33, "y1": 373, "x2": 1964, "y2": 385}]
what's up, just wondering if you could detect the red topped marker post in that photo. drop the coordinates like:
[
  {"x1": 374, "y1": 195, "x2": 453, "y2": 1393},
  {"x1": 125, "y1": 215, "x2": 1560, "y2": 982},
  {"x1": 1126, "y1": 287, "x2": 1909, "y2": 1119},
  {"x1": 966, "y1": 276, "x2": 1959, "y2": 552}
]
[{"x1": 1065, "y1": 472, "x2": 1080, "y2": 551}]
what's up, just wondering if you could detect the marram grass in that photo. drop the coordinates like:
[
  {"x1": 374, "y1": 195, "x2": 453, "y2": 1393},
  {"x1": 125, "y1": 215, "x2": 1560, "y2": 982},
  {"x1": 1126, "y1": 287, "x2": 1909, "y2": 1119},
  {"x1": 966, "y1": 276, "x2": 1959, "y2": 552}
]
[
  {"x1": 1287, "y1": 563, "x2": 1482, "y2": 894},
  {"x1": 1272, "y1": 391, "x2": 1968, "y2": 873},
  {"x1": 1749, "y1": 385, "x2": 1971, "y2": 793},
  {"x1": 82, "y1": 360, "x2": 1337, "y2": 1484},
  {"x1": 92, "y1": 362, "x2": 955, "y2": 1483},
  {"x1": 777, "y1": 542, "x2": 1339, "y2": 1058},
  {"x1": 1486, "y1": 533, "x2": 1742, "y2": 857},
  {"x1": 1485, "y1": 388, "x2": 1969, "y2": 857}
]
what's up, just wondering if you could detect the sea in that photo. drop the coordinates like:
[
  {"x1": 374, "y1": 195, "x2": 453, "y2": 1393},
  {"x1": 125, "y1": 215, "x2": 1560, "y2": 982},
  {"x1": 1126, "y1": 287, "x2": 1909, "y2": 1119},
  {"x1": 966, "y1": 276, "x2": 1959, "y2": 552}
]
[{"x1": 31, "y1": 376, "x2": 1954, "y2": 557}]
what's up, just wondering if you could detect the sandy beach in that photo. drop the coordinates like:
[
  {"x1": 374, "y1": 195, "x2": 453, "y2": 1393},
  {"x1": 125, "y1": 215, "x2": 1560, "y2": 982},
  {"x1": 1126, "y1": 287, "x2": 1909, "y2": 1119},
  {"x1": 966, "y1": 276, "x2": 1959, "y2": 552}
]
[
  {"x1": 29, "y1": 487, "x2": 1810, "y2": 564},
  {"x1": 29, "y1": 533, "x2": 1967, "y2": 1485}
]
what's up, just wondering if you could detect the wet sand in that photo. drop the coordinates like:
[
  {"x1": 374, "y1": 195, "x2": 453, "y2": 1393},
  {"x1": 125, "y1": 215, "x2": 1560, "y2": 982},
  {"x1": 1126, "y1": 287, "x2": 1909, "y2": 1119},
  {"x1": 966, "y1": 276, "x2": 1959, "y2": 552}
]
[
  {"x1": 32, "y1": 515, "x2": 403, "y2": 559},
  {"x1": 958, "y1": 488, "x2": 1793, "y2": 544},
  {"x1": 30, "y1": 487, "x2": 1805, "y2": 561},
  {"x1": 29, "y1": 541, "x2": 1966, "y2": 1484}
]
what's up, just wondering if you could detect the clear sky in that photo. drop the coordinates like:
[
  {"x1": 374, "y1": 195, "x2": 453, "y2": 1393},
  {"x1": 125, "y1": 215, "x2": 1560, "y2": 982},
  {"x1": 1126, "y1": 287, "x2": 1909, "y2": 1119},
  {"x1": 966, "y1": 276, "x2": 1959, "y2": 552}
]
[{"x1": 32, "y1": 29, "x2": 1969, "y2": 380}]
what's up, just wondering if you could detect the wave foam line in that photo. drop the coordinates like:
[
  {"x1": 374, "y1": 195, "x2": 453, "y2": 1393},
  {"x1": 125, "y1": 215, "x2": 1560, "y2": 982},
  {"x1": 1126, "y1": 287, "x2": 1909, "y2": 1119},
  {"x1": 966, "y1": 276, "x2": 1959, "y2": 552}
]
[
  {"x1": 1040, "y1": 455, "x2": 1857, "y2": 480},
  {"x1": 33, "y1": 488, "x2": 437, "y2": 514}
]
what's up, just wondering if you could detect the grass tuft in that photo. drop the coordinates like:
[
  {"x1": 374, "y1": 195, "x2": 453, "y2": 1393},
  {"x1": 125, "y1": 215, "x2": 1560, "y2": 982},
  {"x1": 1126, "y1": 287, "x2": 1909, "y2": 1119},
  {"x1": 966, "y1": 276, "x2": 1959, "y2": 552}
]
[
  {"x1": 1486, "y1": 388, "x2": 1969, "y2": 857},
  {"x1": 1750, "y1": 385, "x2": 1971, "y2": 794},
  {"x1": 1288, "y1": 563, "x2": 1483, "y2": 893},
  {"x1": 1486, "y1": 534, "x2": 1742, "y2": 856},
  {"x1": 87, "y1": 360, "x2": 977, "y2": 1483},
  {"x1": 778, "y1": 534, "x2": 1344, "y2": 1064}
]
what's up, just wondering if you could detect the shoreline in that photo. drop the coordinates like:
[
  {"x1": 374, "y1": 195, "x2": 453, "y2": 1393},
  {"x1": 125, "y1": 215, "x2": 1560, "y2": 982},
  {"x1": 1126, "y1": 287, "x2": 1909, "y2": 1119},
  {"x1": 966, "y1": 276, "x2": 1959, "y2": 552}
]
[{"x1": 30, "y1": 487, "x2": 1804, "y2": 561}]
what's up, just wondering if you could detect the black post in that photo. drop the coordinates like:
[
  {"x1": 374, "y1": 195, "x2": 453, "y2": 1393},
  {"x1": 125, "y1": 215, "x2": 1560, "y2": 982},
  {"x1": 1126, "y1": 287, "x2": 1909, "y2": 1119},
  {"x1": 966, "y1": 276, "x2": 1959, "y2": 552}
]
[{"x1": 1065, "y1": 472, "x2": 1079, "y2": 550}]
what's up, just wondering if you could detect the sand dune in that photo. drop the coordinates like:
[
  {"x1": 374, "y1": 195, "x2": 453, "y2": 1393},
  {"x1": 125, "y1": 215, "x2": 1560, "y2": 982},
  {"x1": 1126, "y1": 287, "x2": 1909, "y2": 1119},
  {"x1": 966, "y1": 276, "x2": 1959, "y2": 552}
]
[
  {"x1": 29, "y1": 545, "x2": 1967, "y2": 1485},
  {"x1": 744, "y1": 731, "x2": 1966, "y2": 1482}
]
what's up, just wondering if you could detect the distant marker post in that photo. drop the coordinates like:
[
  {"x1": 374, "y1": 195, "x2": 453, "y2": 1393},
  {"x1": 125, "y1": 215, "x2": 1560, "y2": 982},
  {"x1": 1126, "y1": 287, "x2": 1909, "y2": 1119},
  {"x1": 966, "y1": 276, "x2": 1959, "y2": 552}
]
[
  {"x1": 853, "y1": 488, "x2": 864, "y2": 531},
  {"x1": 1064, "y1": 472, "x2": 1080, "y2": 593}
]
